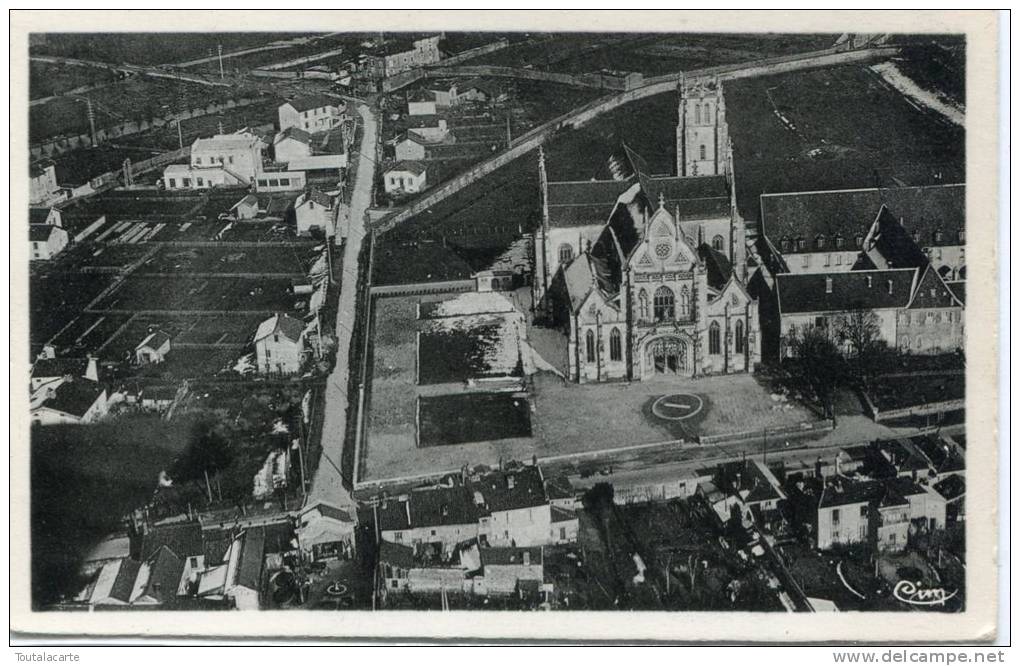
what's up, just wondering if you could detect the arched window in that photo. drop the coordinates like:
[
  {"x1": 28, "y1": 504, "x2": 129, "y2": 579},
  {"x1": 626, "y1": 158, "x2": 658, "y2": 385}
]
[
  {"x1": 835, "y1": 234, "x2": 844, "y2": 249},
  {"x1": 735, "y1": 319, "x2": 745, "y2": 354},
  {"x1": 699, "y1": 144, "x2": 707, "y2": 161},
  {"x1": 815, "y1": 234, "x2": 826, "y2": 249},
  {"x1": 796, "y1": 237, "x2": 806, "y2": 250},
  {"x1": 703, "y1": 103, "x2": 711, "y2": 121},
  {"x1": 585, "y1": 330, "x2": 596, "y2": 363},
  {"x1": 709, "y1": 321, "x2": 721, "y2": 355},
  {"x1": 678, "y1": 286, "x2": 691, "y2": 318},
  {"x1": 694, "y1": 104, "x2": 701, "y2": 124},
  {"x1": 637, "y1": 289, "x2": 649, "y2": 320},
  {"x1": 558, "y1": 243, "x2": 574, "y2": 265},
  {"x1": 711, "y1": 235, "x2": 724, "y2": 252},
  {"x1": 609, "y1": 328, "x2": 622, "y2": 361},
  {"x1": 915, "y1": 335, "x2": 923, "y2": 350},
  {"x1": 855, "y1": 234, "x2": 864, "y2": 248},
  {"x1": 653, "y1": 286, "x2": 675, "y2": 321}
]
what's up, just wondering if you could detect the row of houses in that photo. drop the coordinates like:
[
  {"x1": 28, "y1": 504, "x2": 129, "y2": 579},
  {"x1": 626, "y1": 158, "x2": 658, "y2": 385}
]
[
  {"x1": 750, "y1": 183, "x2": 966, "y2": 359},
  {"x1": 75, "y1": 499, "x2": 357, "y2": 611}
]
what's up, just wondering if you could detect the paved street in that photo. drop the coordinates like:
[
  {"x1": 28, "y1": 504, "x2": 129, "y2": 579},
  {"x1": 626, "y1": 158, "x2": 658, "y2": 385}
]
[{"x1": 308, "y1": 102, "x2": 377, "y2": 510}]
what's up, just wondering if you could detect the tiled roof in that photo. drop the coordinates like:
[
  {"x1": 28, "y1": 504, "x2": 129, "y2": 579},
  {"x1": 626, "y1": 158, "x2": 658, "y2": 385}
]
[
  {"x1": 387, "y1": 160, "x2": 427, "y2": 177},
  {"x1": 776, "y1": 268, "x2": 917, "y2": 315},
  {"x1": 698, "y1": 242, "x2": 733, "y2": 291},
  {"x1": 408, "y1": 88, "x2": 437, "y2": 103},
  {"x1": 254, "y1": 313, "x2": 304, "y2": 344},
  {"x1": 29, "y1": 224, "x2": 58, "y2": 241},
  {"x1": 29, "y1": 208, "x2": 51, "y2": 225},
  {"x1": 141, "y1": 521, "x2": 203, "y2": 561},
  {"x1": 275, "y1": 126, "x2": 311, "y2": 144},
  {"x1": 550, "y1": 505, "x2": 576, "y2": 523},
  {"x1": 32, "y1": 357, "x2": 87, "y2": 379},
  {"x1": 544, "y1": 475, "x2": 575, "y2": 500},
  {"x1": 945, "y1": 280, "x2": 965, "y2": 305},
  {"x1": 760, "y1": 184, "x2": 964, "y2": 253},
  {"x1": 378, "y1": 540, "x2": 415, "y2": 569},
  {"x1": 42, "y1": 379, "x2": 104, "y2": 418},
  {"x1": 108, "y1": 558, "x2": 141, "y2": 603},
  {"x1": 818, "y1": 479, "x2": 880, "y2": 509},
  {"x1": 232, "y1": 194, "x2": 260, "y2": 210},
  {"x1": 562, "y1": 254, "x2": 595, "y2": 314},
  {"x1": 137, "y1": 330, "x2": 171, "y2": 352},
  {"x1": 624, "y1": 144, "x2": 730, "y2": 220},
  {"x1": 906, "y1": 264, "x2": 964, "y2": 309},
  {"x1": 470, "y1": 465, "x2": 547, "y2": 513},
  {"x1": 480, "y1": 546, "x2": 543, "y2": 567},
  {"x1": 303, "y1": 501, "x2": 353, "y2": 524},
  {"x1": 546, "y1": 179, "x2": 633, "y2": 229},
  {"x1": 142, "y1": 545, "x2": 184, "y2": 604},
  {"x1": 934, "y1": 474, "x2": 965, "y2": 502},
  {"x1": 284, "y1": 94, "x2": 339, "y2": 113},
  {"x1": 298, "y1": 188, "x2": 333, "y2": 209},
  {"x1": 234, "y1": 528, "x2": 265, "y2": 590},
  {"x1": 869, "y1": 205, "x2": 931, "y2": 270}
]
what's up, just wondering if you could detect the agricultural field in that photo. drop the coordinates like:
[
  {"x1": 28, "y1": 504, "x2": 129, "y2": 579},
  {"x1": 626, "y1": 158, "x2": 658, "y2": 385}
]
[
  {"x1": 889, "y1": 35, "x2": 966, "y2": 105},
  {"x1": 137, "y1": 245, "x2": 318, "y2": 275},
  {"x1": 29, "y1": 61, "x2": 120, "y2": 100},
  {"x1": 30, "y1": 76, "x2": 247, "y2": 143},
  {"x1": 190, "y1": 34, "x2": 363, "y2": 75},
  {"x1": 725, "y1": 63, "x2": 966, "y2": 222},
  {"x1": 29, "y1": 269, "x2": 116, "y2": 355},
  {"x1": 92, "y1": 275, "x2": 304, "y2": 313}
]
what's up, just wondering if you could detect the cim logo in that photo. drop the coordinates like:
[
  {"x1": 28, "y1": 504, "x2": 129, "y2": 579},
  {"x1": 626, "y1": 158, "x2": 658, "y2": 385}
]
[{"x1": 892, "y1": 580, "x2": 958, "y2": 607}]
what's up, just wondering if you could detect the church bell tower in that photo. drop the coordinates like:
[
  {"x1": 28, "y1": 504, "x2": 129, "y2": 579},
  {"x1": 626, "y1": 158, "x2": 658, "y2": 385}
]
[{"x1": 677, "y1": 77, "x2": 728, "y2": 178}]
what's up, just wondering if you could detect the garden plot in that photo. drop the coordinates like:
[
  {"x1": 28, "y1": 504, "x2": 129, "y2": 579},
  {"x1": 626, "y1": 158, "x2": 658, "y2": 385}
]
[
  {"x1": 47, "y1": 313, "x2": 133, "y2": 356},
  {"x1": 138, "y1": 245, "x2": 320, "y2": 275},
  {"x1": 91, "y1": 275, "x2": 306, "y2": 313},
  {"x1": 418, "y1": 393, "x2": 532, "y2": 448},
  {"x1": 30, "y1": 270, "x2": 115, "y2": 350}
]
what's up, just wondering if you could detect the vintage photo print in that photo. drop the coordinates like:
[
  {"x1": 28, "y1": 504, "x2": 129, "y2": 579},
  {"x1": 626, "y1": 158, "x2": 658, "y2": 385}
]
[{"x1": 9, "y1": 9, "x2": 1001, "y2": 643}]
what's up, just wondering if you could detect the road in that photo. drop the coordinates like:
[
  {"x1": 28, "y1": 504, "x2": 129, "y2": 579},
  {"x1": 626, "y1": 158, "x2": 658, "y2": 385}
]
[{"x1": 307, "y1": 101, "x2": 377, "y2": 511}]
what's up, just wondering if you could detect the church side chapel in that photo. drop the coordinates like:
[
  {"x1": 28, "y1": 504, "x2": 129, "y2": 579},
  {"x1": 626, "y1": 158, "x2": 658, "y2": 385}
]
[{"x1": 532, "y1": 77, "x2": 761, "y2": 384}]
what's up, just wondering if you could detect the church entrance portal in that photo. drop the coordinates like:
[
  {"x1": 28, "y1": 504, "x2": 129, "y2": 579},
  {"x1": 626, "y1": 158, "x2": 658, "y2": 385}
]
[{"x1": 647, "y1": 337, "x2": 690, "y2": 377}]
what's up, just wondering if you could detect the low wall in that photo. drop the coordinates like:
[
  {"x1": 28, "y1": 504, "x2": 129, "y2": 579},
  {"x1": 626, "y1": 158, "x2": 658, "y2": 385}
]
[
  {"x1": 874, "y1": 398, "x2": 966, "y2": 423},
  {"x1": 371, "y1": 279, "x2": 475, "y2": 296},
  {"x1": 424, "y1": 65, "x2": 613, "y2": 90}
]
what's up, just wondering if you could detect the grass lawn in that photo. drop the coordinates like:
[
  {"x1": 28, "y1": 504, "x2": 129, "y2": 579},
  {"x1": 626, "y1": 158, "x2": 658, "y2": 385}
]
[
  {"x1": 30, "y1": 61, "x2": 120, "y2": 100},
  {"x1": 419, "y1": 392, "x2": 532, "y2": 447},
  {"x1": 869, "y1": 373, "x2": 964, "y2": 412},
  {"x1": 92, "y1": 275, "x2": 303, "y2": 313}
]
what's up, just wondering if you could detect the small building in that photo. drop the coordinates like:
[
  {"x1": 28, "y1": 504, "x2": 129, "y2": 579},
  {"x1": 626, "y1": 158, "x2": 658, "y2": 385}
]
[
  {"x1": 223, "y1": 528, "x2": 266, "y2": 610},
  {"x1": 230, "y1": 194, "x2": 260, "y2": 221},
  {"x1": 135, "y1": 330, "x2": 171, "y2": 365},
  {"x1": 273, "y1": 126, "x2": 313, "y2": 163},
  {"x1": 407, "y1": 89, "x2": 438, "y2": 116},
  {"x1": 31, "y1": 379, "x2": 108, "y2": 426},
  {"x1": 455, "y1": 78, "x2": 495, "y2": 104},
  {"x1": 383, "y1": 161, "x2": 427, "y2": 195},
  {"x1": 425, "y1": 81, "x2": 458, "y2": 107},
  {"x1": 297, "y1": 501, "x2": 357, "y2": 562},
  {"x1": 480, "y1": 546, "x2": 544, "y2": 596},
  {"x1": 30, "y1": 162, "x2": 66, "y2": 206},
  {"x1": 254, "y1": 168, "x2": 307, "y2": 193},
  {"x1": 278, "y1": 95, "x2": 344, "y2": 133},
  {"x1": 394, "y1": 134, "x2": 427, "y2": 161},
  {"x1": 140, "y1": 385, "x2": 178, "y2": 413},
  {"x1": 294, "y1": 189, "x2": 336, "y2": 237},
  {"x1": 30, "y1": 355, "x2": 98, "y2": 393},
  {"x1": 162, "y1": 132, "x2": 265, "y2": 191},
  {"x1": 29, "y1": 224, "x2": 69, "y2": 261},
  {"x1": 377, "y1": 485, "x2": 482, "y2": 556},
  {"x1": 471, "y1": 465, "x2": 551, "y2": 548},
  {"x1": 254, "y1": 313, "x2": 305, "y2": 375}
]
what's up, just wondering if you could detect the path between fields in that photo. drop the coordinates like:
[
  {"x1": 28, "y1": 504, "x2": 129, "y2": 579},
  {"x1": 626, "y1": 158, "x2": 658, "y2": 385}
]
[
  {"x1": 870, "y1": 61, "x2": 965, "y2": 127},
  {"x1": 307, "y1": 102, "x2": 376, "y2": 511}
]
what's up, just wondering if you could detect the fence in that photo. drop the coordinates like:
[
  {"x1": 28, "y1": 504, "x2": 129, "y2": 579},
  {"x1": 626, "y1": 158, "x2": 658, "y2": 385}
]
[{"x1": 370, "y1": 279, "x2": 475, "y2": 297}]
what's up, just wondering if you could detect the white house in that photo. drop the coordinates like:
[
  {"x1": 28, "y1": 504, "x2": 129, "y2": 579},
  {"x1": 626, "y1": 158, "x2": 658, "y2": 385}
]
[
  {"x1": 294, "y1": 189, "x2": 336, "y2": 237},
  {"x1": 29, "y1": 224, "x2": 69, "y2": 261},
  {"x1": 162, "y1": 132, "x2": 264, "y2": 190},
  {"x1": 254, "y1": 313, "x2": 305, "y2": 375},
  {"x1": 297, "y1": 502, "x2": 357, "y2": 562},
  {"x1": 407, "y1": 89, "x2": 438, "y2": 116},
  {"x1": 30, "y1": 162, "x2": 66, "y2": 206},
  {"x1": 31, "y1": 378, "x2": 109, "y2": 426},
  {"x1": 254, "y1": 168, "x2": 306, "y2": 193},
  {"x1": 383, "y1": 161, "x2": 427, "y2": 195},
  {"x1": 278, "y1": 95, "x2": 344, "y2": 133},
  {"x1": 135, "y1": 330, "x2": 171, "y2": 365},
  {"x1": 273, "y1": 127, "x2": 312, "y2": 163},
  {"x1": 474, "y1": 466, "x2": 553, "y2": 548},
  {"x1": 394, "y1": 134, "x2": 427, "y2": 161},
  {"x1": 230, "y1": 194, "x2": 260, "y2": 220},
  {"x1": 223, "y1": 528, "x2": 265, "y2": 610}
]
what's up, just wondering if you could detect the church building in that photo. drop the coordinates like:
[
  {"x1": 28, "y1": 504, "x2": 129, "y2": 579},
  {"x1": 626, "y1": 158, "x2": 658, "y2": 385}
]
[{"x1": 532, "y1": 78, "x2": 761, "y2": 383}]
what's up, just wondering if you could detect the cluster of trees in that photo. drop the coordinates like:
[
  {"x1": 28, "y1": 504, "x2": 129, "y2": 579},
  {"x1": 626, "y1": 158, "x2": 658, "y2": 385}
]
[{"x1": 786, "y1": 303, "x2": 892, "y2": 423}]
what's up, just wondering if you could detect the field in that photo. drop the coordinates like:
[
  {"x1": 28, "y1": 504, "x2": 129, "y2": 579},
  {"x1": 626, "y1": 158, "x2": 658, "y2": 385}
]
[
  {"x1": 30, "y1": 77, "x2": 245, "y2": 142},
  {"x1": 29, "y1": 269, "x2": 115, "y2": 354},
  {"x1": 137, "y1": 245, "x2": 318, "y2": 275},
  {"x1": 725, "y1": 64, "x2": 966, "y2": 221},
  {"x1": 30, "y1": 33, "x2": 309, "y2": 67},
  {"x1": 29, "y1": 61, "x2": 120, "y2": 100},
  {"x1": 92, "y1": 275, "x2": 302, "y2": 312}
]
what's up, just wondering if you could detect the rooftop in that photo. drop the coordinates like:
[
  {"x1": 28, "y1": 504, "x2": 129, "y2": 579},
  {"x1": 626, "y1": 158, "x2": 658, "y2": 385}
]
[
  {"x1": 775, "y1": 268, "x2": 917, "y2": 315},
  {"x1": 387, "y1": 160, "x2": 427, "y2": 177},
  {"x1": 29, "y1": 224, "x2": 60, "y2": 241},
  {"x1": 140, "y1": 521, "x2": 203, "y2": 561},
  {"x1": 283, "y1": 94, "x2": 340, "y2": 113},
  {"x1": 40, "y1": 379, "x2": 104, "y2": 418},
  {"x1": 254, "y1": 313, "x2": 304, "y2": 344},
  {"x1": 470, "y1": 465, "x2": 547, "y2": 513},
  {"x1": 480, "y1": 546, "x2": 543, "y2": 567}
]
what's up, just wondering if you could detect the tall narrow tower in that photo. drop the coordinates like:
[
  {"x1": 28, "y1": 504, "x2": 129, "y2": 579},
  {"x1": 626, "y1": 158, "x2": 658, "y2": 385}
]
[{"x1": 677, "y1": 77, "x2": 728, "y2": 178}]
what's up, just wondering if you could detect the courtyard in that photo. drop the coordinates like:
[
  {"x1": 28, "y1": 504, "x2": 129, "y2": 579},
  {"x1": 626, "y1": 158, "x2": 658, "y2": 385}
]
[{"x1": 359, "y1": 289, "x2": 819, "y2": 485}]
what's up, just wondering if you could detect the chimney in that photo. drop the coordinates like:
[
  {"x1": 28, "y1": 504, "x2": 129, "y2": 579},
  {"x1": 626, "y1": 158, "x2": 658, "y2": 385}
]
[
  {"x1": 381, "y1": 491, "x2": 388, "y2": 510},
  {"x1": 523, "y1": 550, "x2": 530, "y2": 566},
  {"x1": 887, "y1": 279, "x2": 894, "y2": 295},
  {"x1": 85, "y1": 355, "x2": 99, "y2": 382},
  {"x1": 834, "y1": 454, "x2": 841, "y2": 476},
  {"x1": 404, "y1": 498, "x2": 412, "y2": 526},
  {"x1": 507, "y1": 474, "x2": 515, "y2": 490}
]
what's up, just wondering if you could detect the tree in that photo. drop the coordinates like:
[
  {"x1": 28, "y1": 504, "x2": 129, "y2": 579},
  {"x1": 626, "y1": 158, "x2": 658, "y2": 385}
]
[
  {"x1": 789, "y1": 324, "x2": 847, "y2": 423},
  {"x1": 172, "y1": 420, "x2": 233, "y2": 504},
  {"x1": 834, "y1": 302, "x2": 888, "y2": 389}
]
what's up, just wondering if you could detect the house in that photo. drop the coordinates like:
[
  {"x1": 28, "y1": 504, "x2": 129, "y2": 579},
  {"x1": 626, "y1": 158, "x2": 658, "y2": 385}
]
[
  {"x1": 278, "y1": 95, "x2": 344, "y2": 133},
  {"x1": 140, "y1": 521, "x2": 205, "y2": 596},
  {"x1": 383, "y1": 161, "x2": 427, "y2": 195},
  {"x1": 407, "y1": 89, "x2": 438, "y2": 116},
  {"x1": 254, "y1": 167, "x2": 307, "y2": 193},
  {"x1": 297, "y1": 501, "x2": 357, "y2": 562},
  {"x1": 230, "y1": 194, "x2": 260, "y2": 220},
  {"x1": 29, "y1": 224, "x2": 69, "y2": 260},
  {"x1": 471, "y1": 465, "x2": 551, "y2": 548},
  {"x1": 140, "y1": 385, "x2": 178, "y2": 412},
  {"x1": 770, "y1": 268, "x2": 917, "y2": 359},
  {"x1": 360, "y1": 34, "x2": 442, "y2": 79},
  {"x1": 222, "y1": 528, "x2": 266, "y2": 610},
  {"x1": 294, "y1": 189, "x2": 336, "y2": 237},
  {"x1": 816, "y1": 476, "x2": 946, "y2": 552},
  {"x1": 30, "y1": 162, "x2": 67, "y2": 206},
  {"x1": 80, "y1": 534, "x2": 132, "y2": 578},
  {"x1": 934, "y1": 474, "x2": 965, "y2": 523},
  {"x1": 424, "y1": 80, "x2": 458, "y2": 107},
  {"x1": 377, "y1": 485, "x2": 482, "y2": 556},
  {"x1": 455, "y1": 78, "x2": 496, "y2": 104},
  {"x1": 30, "y1": 355, "x2": 98, "y2": 393},
  {"x1": 273, "y1": 126, "x2": 312, "y2": 163},
  {"x1": 31, "y1": 378, "x2": 108, "y2": 426},
  {"x1": 479, "y1": 546, "x2": 544, "y2": 596},
  {"x1": 84, "y1": 558, "x2": 141, "y2": 606},
  {"x1": 394, "y1": 133, "x2": 428, "y2": 161},
  {"x1": 254, "y1": 313, "x2": 306, "y2": 375},
  {"x1": 894, "y1": 263, "x2": 965, "y2": 354},
  {"x1": 757, "y1": 184, "x2": 964, "y2": 278},
  {"x1": 162, "y1": 132, "x2": 264, "y2": 190},
  {"x1": 135, "y1": 330, "x2": 171, "y2": 365},
  {"x1": 81, "y1": 545, "x2": 185, "y2": 607}
]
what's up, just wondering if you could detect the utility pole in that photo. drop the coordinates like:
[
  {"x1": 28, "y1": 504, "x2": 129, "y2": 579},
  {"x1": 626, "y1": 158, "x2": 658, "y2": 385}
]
[
  {"x1": 762, "y1": 428, "x2": 767, "y2": 466},
  {"x1": 176, "y1": 118, "x2": 184, "y2": 150},
  {"x1": 84, "y1": 97, "x2": 97, "y2": 147},
  {"x1": 505, "y1": 113, "x2": 512, "y2": 149},
  {"x1": 218, "y1": 43, "x2": 225, "y2": 80}
]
